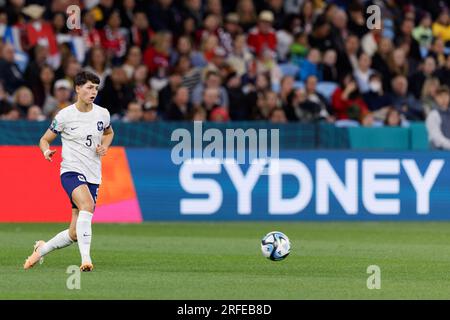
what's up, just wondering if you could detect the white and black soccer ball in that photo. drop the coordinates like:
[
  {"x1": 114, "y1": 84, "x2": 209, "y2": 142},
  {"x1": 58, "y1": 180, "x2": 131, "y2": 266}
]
[{"x1": 261, "y1": 231, "x2": 291, "y2": 261}]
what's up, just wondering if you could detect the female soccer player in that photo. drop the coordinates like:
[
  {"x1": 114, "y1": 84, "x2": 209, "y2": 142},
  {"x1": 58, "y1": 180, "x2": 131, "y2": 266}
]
[{"x1": 24, "y1": 71, "x2": 114, "y2": 272}]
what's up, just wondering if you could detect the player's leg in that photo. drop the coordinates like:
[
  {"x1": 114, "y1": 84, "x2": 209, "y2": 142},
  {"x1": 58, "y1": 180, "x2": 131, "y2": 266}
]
[
  {"x1": 23, "y1": 209, "x2": 78, "y2": 270},
  {"x1": 71, "y1": 184, "x2": 95, "y2": 271},
  {"x1": 68, "y1": 208, "x2": 79, "y2": 241}
]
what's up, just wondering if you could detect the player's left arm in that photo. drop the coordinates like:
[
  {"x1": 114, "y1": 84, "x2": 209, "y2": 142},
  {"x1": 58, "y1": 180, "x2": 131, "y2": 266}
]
[{"x1": 96, "y1": 125, "x2": 114, "y2": 157}]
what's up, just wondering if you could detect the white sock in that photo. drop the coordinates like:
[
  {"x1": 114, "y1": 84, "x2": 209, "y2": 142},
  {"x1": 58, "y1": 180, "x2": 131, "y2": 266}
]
[
  {"x1": 39, "y1": 229, "x2": 74, "y2": 256},
  {"x1": 76, "y1": 210, "x2": 93, "y2": 264}
]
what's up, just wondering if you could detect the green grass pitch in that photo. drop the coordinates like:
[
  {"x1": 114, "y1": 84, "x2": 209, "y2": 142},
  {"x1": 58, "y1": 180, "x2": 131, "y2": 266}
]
[{"x1": 2, "y1": 222, "x2": 450, "y2": 299}]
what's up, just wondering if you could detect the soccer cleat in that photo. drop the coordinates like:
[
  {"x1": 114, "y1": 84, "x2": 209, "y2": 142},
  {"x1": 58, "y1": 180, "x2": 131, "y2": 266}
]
[
  {"x1": 23, "y1": 240, "x2": 46, "y2": 270},
  {"x1": 80, "y1": 263, "x2": 94, "y2": 272}
]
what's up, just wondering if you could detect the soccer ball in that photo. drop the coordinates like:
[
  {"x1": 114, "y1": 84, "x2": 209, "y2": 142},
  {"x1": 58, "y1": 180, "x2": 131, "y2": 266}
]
[{"x1": 261, "y1": 231, "x2": 291, "y2": 261}]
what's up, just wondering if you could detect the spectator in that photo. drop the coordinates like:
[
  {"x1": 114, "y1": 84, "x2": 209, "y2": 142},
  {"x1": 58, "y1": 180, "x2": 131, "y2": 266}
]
[
  {"x1": 100, "y1": 10, "x2": 128, "y2": 65},
  {"x1": 329, "y1": 9, "x2": 348, "y2": 54},
  {"x1": 0, "y1": 82, "x2": 12, "y2": 116},
  {"x1": 372, "y1": 37, "x2": 393, "y2": 91},
  {"x1": 290, "y1": 31, "x2": 309, "y2": 63},
  {"x1": 43, "y1": 79, "x2": 73, "y2": 117},
  {"x1": 263, "y1": 0, "x2": 285, "y2": 30},
  {"x1": 421, "y1": 77, "x2": 441, "y2": 116},
  {"x1": 408, "y1": 56, "x2": 437, "y2": 99},
  {"x1": 180, "y1": 20, "x2": 196, "y2": 45},
  {"x1": 347, "y1": 2, "x2": 368, "y2": 38},
  {"x1": 223, "y1": 13, "x2": 242, "y2": 48},
  {"x1": 171, "y1": 36, "x2": 206, "y2": 68},
  {"x1": 360, "y1": 111, "x2": 375, "y2": 127},
  {"x1": 200, "y1": 87, "x2": 223, "y2": 118},
  {"x1": 279, "y1": 75, "x2": 295, "y2": 108},
  {"x1": 256, "y1": 47, "x2": 282, "y2": 87},
  {"x1": 361, "y1": 25, "x2": 382, "y2": 57},
  {"x1": 237, "y1": 0, "x2": 257, "y2": 32},
  {"x1": 132, "y1": 64, "x2": 150, "y2": 105},
  {"x1": 142, "y1": 101, "x2": 159, "y2": 122},
  {"x1": 122, "y1": 101, "x2": 143, "y2": 123},
  {"x1": 32, "y1": 64, "x2": 55, "y2": 108},
  {"x1": 435, "y1": 54, "x2": 450, "y2": 87},
  {"x1": 284, "y1": 87, "x2": 323, "y2": 122},
  {"x1": 122, "y1": 46, "x2": 142, "y2": 80},
  {"x1": 98, "y1": 67, "x2": 134, "y2": 118},
  {"x1": 52, "y1": 12, "x2": 69, "y2": 37},
  {"x1": 264, "y1": 90, "x2": 281, "y2": 117},
  {"x1": 269, "y1": 107, "x2": 288, "y2": 123},
  {"x1": 143, "y1": 31, "x2": 172, "y2": 75},
  {"x1": 91, "y1": 0, "x2": 116, "y2": 29},
  {"x1": 22, "y1": 4, "x2": 59, "y2": 68},
  {"x1": 182, "y1": 0, "x2": 203, "y2": 31},
  {"x1": 227, "y1": 34, "x2": 253, "y2": 77},
  {"x1": 384, "y1": 107, "x2": 409, "y2": 127},
  {"x1": 84, "y1": 46, "x2": 111, "y2": 89},
  {"x1": 299, "y1": 48, "x2": 322, "y2": 82},
  {"x1": 147, "y1": 0, "x2": 182, "y2": 34},
  {"x1": 27, "y1": 105, "x2": 46, "y2": 121},
  {"x1": 129, "y1": 10, "x2": 154, "y2": 52},
  {"x1": 0, "y1": 43, "x2": 24, "y2": 94},
  {"x1": 158, "y1": 73, "x2": 182, "y2": 114},
  {"x1": 331, "y1": 73, "x2": 369, "y2": 121},
  {"x1": 336, "y1": 34, "x2": 360, "y2": 80},
  {"x1": 166, "y1": 86, "x2": 191, "y2": 121},
  {"x1": 1, "y1": 106, "x2": 20, "y2": 120},
  {"x1": 204, "y1": 46, "x2": 228, "y2": 76},
  {"x1": 394, "y1": 18, "x2": 422, "y2": 63},
  {"x1": 191, "y1": 70, "x2": 228, "y2": 109},
  {"x1": 304, "y1": 75, "x2": 331, "y2": 120},
  {"x1": 353, "y1": 52, "x2": 374, "y2": 93},
  {"x1": 308, "y1": 15, "x2": 333, "y2": 52},
  {"x1": 389, "y1": 75, "x2": 424, "y2": 121},
  {"x1": 387, "y1": 47, "x2": 409, "y2": 78},
  {"x1": 24, "y1": 45, "x2": 50, "y2": 89},
  {"x1": 322, "y1": 49, "x2": 339, "y2": 82},
  {"x1": 209, "y1": 105, "x2": 230, "y2": 122},
  {"x1": 247, "y1": 10, "x2": 277, "y2": 58},
  {"x1": 119, "y1": 0, "x2": 137, "y2": 30},
  {"x1": 225, "y1": 72, "x2": 251, "y2": 120},
  {"x1": 299, "y1": 0, "x2": 316, "y2": 34},
  {"x1": 13, "y1": 86, "x2": 34, "y2": 116},
  {"x1": 195, "y1": 13, "x2": 221, "y2": 48},
  {"x1": 252, "y1": 90, "x2": 270, "y2": 120},
  {"x1": 412, "y1": 13, "x2": 433, "y2": 49},
  {"x1": 56, "y1": 56, "x2": 81, "y2": 85},
  {"x1": 362, "y1": 73, "x2": 392, "y2": 120},
  {"x1": 81, "y1": 10, "x2": 102, "y2": 50},
  {"x1": 174, "y1": 55, "x2": 202, "y2": 92},
  {"x1": 432, "y1": 10, "x2": 450, "y2": 44},
  {"x1": 429, "y1": 37, "x2": 447, "y2": 67},
  {"x1": 426, "y1": 86, "x2": 450, "y2": 149},
  {"x1": 190, "y1": 106, "x2": 207, "y2": 121}
]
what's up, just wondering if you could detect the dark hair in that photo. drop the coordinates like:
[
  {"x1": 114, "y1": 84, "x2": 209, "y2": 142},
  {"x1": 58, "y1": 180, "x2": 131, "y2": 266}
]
[
  {"x1": 383, "y1": 107, "x2": 401, "y2": 126},
  {"x1": 436, "y1": 85, "x2": 450, "y2": 96},
  {"x1": 74, "y1": 71, "x2": 100, "y2": 86}
]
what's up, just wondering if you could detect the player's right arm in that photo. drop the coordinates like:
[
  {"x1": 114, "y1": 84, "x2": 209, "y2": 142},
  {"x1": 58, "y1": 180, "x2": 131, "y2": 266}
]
[
  {"x1": 39, "y1": 129, "x2": 58, "y2": 162},
  {"x1": 40, "y1": 113, "x2": 64, "y2": 162}
]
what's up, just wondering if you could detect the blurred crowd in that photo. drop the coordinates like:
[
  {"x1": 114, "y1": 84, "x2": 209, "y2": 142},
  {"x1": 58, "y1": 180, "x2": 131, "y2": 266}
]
[{"x1": 0, "y1": 0, "x2": 450, "y2": 129}]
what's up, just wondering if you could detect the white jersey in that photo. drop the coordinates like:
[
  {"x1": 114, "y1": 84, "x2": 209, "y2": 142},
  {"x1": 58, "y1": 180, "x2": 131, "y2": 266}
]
[{"x1": 50, "y1": 103, "x2": 111, "y2": 184}]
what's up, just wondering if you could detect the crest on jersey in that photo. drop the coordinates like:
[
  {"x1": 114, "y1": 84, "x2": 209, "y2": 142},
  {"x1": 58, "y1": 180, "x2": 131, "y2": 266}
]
[
  {"x1": 50, "y1": 119, "x2": 57, "y2": 130},
  {"x1": 97, "y1": 121, "x2": 104, "y2": 131}
]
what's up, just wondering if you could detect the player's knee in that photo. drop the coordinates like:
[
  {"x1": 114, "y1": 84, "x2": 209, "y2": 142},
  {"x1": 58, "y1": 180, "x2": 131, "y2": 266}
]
[{"x1": 78, "y1": 201, "x2": 94, "y2": 213}]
